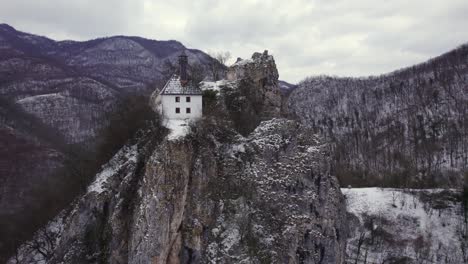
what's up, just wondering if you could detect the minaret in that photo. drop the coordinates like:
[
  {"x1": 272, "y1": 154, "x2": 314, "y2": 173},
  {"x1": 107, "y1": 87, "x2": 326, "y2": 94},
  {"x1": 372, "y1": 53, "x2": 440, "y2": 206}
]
[{"x1": 178, "y1": 51, "x2": 188, "y2": 86}]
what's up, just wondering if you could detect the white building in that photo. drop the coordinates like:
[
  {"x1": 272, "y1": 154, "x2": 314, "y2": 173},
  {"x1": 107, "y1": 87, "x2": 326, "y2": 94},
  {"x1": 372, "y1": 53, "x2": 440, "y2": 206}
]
[{"x1": 158, "y1": 53, "x2": 203, "y2": 121}]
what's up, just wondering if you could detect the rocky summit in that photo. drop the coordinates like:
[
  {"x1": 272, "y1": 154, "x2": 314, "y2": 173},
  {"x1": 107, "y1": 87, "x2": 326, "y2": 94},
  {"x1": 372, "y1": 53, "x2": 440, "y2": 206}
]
[
  {"x1": 8, "y1": 51, "x2": 348, "y2": 264},
  {"x1": 227, "y1": 50, "x2": 286, "y2": 119}
]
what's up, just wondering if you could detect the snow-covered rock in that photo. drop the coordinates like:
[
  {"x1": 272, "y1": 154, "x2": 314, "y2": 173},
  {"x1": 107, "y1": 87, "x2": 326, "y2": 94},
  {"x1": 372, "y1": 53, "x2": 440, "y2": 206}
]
[
  {"x1": 199, "y1": 79, "x2": 234, "y2": 92},
  {"x1": 163, "y1": 119, "x2": 191, "y2": 141},
  {"x1": 343, "y1": 188, "x2": 466, "y2": 264},
  {"x1": 9, "y1": 118, "x2": 347, "y2": 264},
  {"x1": 226, "y1": 50, "x2": 284, "y2": 120}
]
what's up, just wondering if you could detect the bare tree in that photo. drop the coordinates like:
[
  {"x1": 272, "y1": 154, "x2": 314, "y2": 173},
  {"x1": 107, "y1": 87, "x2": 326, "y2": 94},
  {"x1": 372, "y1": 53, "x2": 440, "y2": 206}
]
[
  {"x1": 161, "y1": 59, "x2": 177, "y2": 81},
  {"x1": 214, "y1": 51, "x2": 231, "y2": 66},
  {"x1": 391, "y1": 191, "x2": 397, "y2": 207},
  {"x1": 208, "y1": 51, "x2": 231, "y2": 81},
  {"x1": 189, "y1": 62, "x2": 206, "y2": 87},
  {"x1": 10, "y1": 228, "x2": 59, "y2": 264},
  {"x1": 355, "y1": 232, "x2": 366, "y2": 264},
  {"x1": 160, "y1": 59, "x2": 207, "y2": 87},
  {"x1": 363, "y1": 247, "x2": 368, "y2": 264},
  {"x1": 26, "y1": 228, "x2": 58, "y2": 262}
]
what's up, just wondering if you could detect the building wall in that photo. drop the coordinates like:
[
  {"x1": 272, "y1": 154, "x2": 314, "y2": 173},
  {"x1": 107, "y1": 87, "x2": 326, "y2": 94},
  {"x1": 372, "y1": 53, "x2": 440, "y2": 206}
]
[{"x1": 161, "y1": 95, "x2": 202, "y2": 120}]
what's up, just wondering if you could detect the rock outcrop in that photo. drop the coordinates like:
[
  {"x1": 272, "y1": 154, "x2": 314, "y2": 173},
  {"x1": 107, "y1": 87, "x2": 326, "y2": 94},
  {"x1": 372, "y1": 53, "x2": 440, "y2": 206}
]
[
  {"x1": 227, "y1": 50, "x2": 284, "y2": 120},
  {"x1": 130, "y1": 119, "x2": 346, "y2": 263},
  {"x1": 10, "y1": 118, "x2": 347, "y2": 264},
  {"x1": 199, "y1": 51, "x2": 285, "y2": 136},
  {"x1": 9, "y1": 51, "x2": 347, "y2": 263}
]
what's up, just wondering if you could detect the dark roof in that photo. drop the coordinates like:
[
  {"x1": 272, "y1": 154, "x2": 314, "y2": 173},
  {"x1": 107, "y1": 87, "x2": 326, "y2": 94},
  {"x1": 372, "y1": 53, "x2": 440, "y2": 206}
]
[{"x1": 160, "y1": 74, "x2": 202, "y2": 95}]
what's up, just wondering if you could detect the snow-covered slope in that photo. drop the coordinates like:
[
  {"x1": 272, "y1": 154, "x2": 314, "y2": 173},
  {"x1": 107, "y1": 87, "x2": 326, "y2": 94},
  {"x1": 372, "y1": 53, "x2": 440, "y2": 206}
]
[{"x1": 343, "y1": 188, "x2": 466, "y2": 264}]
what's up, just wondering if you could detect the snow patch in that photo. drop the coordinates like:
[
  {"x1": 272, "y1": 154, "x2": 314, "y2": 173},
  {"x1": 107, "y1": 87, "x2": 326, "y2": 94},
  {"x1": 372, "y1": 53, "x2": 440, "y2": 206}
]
[
  {"x1": 232, "y1": 58, "x2": 253, "y2": 66},
  {"x1": 200, "y1": 80, "x2": 230, "y2": 92},
  {"x1": 87, "y1": 145, "x2": 137, "y2": 194},
  {"x1": 163, "y1": 119, "x2": 190, "y2": 141},
  {"x1": 342, "y1": 188, "x2": 464, "y2": 263},
  {"x1": 220, "y1": 227, "x2": 240, "y2": 252},
  {"x1": 17, "y1": 93, "x2": 66, "y2": 104},
  {"x1": 306, "y1": 146, "x2": 319, "y2": 153},
  {"x1": 228, "y1": 143, "x2": 246, "y2": 158}
]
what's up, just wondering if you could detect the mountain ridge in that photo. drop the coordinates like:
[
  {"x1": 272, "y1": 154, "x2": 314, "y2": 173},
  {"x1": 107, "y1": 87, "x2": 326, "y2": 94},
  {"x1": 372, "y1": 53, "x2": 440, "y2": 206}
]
[
  {"x1": 0, "y1": 23, "x2": 219, "y2": 261},
  {"x1": 288, "y1": 44, "x2": 468, "y2": 188},
  {"x1": 294, "y1": 42, "x2": 468, "y2": 82}
]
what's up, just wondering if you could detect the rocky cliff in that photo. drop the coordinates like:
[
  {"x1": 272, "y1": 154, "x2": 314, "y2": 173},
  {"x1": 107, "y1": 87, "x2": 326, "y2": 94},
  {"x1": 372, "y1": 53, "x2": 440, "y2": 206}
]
[
  {"x1": 10, "y1": 118, "x2": 347, "y2": 264},
  {"x1": 8, "y1": 52, "x2": 348, "y2": 263},
  {"x1": 195, "y1": 50, "x2": 287, "y2": 136},
  {"x1": 0, "y1": 23, "x2": 217, "y2": 258},
  {"x1": 227, "y1": 50, "x2": 284, "y2": 120}
]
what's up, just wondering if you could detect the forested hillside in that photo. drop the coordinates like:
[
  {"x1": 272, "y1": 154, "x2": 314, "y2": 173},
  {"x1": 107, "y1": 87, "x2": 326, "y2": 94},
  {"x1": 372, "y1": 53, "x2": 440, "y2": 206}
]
[
  {"x1": 0, "y1": 23, "x2": 218, "y2": 260},
  {"x1": 289, "y1": 44, "x2": 468, "y2": 188}
]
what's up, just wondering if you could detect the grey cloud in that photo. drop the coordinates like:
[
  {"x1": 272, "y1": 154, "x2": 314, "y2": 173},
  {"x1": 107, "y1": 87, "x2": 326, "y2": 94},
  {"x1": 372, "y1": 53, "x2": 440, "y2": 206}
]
[
  {"x1": 1, "y1": 0, "x2": 467, "y2": 82},
  {"x1": 0, "y1": 0, "x2": 142, "y2": 39}
]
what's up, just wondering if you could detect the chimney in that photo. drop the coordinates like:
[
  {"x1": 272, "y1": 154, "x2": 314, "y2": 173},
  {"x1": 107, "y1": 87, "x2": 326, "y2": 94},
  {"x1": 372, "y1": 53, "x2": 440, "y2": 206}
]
[{"x1": 178, "y1": 51, "x2": 188, "y2": 85}]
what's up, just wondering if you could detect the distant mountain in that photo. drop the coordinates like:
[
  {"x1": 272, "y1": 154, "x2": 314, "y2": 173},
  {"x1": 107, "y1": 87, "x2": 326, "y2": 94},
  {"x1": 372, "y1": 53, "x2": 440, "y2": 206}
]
[
  {"x1": 0, "y1": 23, "x2": 216, "y2": 143},
  {"x1": 0, "y1": 23, "x2": 218, "y2": 259},
  {"x1": 0, "y1": 23, "x2": 214, "y2": 89},
  {"x1": 288, "y1": 44, "x2": 468, "y2": 188},
  {"x1": 278, "y1": 80, "x2": 297, "y2": 95}
]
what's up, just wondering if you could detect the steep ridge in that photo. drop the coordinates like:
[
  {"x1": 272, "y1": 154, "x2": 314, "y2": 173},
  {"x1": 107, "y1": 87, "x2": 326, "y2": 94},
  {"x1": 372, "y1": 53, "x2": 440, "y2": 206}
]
[
  {"x1": 9, "y1": 119, "x2": 347, "y2": 264},
  {"x1": 8, "y1": 52, "x2": 348, "y2": 263},
  {"x1": 0, "y1": 23, "x2": 216, "y2": 144},
  {"x1": 288, "y1": 44, "x2": 468, "y2": 188},
  {"x1": 0, "y1": 23, "x2": 218, "y2": 261}
]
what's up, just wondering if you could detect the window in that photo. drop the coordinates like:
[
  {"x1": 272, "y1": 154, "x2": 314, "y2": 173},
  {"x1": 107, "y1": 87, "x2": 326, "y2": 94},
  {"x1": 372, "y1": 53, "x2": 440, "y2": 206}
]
[
  {"x1": 186, "y1": 108, "x2": 191, "y2": 114},
  {"x1": 175, "y1": 107, "x2": 180, "y2": 113},
  {"x1": 186, "y1": 96, "x2": 191, "y2": 102},
  {"x1": 175, "y1": 96, "x2": 180, "y2": 102}
]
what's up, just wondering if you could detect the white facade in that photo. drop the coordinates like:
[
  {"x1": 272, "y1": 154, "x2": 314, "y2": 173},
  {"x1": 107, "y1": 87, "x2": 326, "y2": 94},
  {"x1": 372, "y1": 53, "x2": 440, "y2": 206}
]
[{"x1": 160, "y1": 94, "x2": 202, "y2": 120}]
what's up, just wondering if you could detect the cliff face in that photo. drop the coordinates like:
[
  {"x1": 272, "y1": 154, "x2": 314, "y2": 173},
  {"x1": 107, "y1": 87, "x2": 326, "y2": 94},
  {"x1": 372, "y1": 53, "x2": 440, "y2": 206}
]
[
  {"x1": 129, "y1": 119, "x2": 346, "y2": 263},
  {"x1": 201, "y1": 50, "x2": 285, "y2": 136},
  {"x1": 9, "y1": 51, "x2": 347, "y2": 263},
  {"x1": 0, "y1": 23, "x2": 217, "y2": 256},
  {"x1": 10, "y1": 119, "x2": 347, "y2": 264},
  {"x1": 227, "y1": 50, "x2": 284, "y2": 120}
]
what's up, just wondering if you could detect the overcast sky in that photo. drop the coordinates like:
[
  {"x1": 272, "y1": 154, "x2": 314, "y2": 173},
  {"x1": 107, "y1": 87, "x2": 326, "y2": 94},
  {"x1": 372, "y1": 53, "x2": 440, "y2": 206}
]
[{"x1": 1, "y1": 0, "x2": 468, "y2": 82}]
